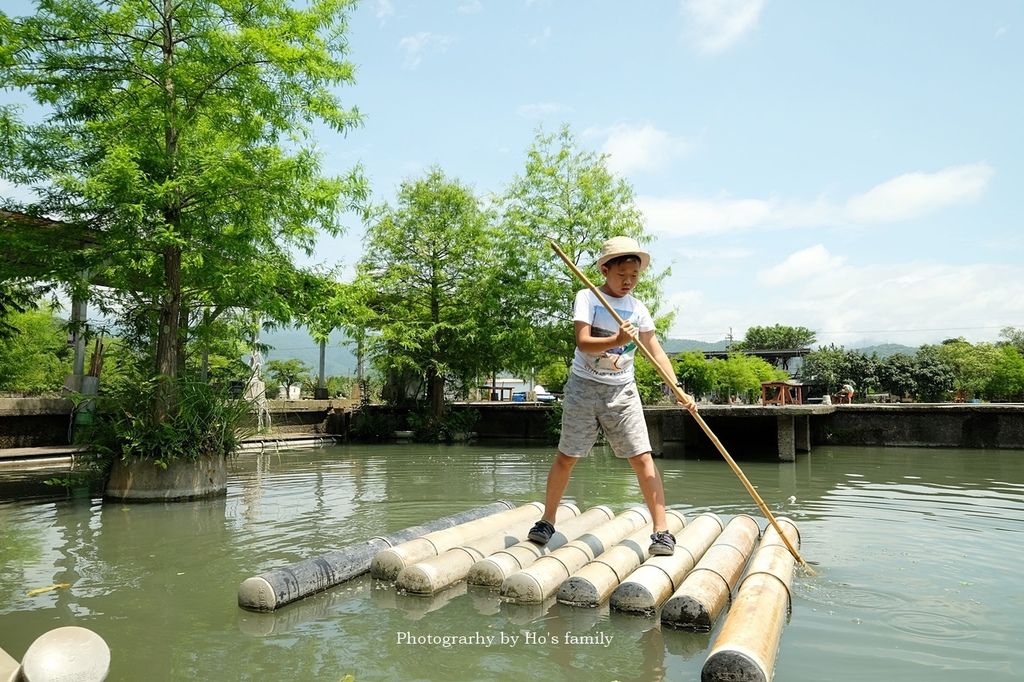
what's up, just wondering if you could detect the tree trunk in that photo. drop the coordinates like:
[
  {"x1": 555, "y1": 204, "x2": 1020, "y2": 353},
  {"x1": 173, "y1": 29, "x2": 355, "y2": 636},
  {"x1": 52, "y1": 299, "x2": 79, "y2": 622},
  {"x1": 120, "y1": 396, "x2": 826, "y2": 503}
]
[
  {"x1": 428, "y1": 366, "x2": 444, "y2": 421},
  {"x1": 154, "y1": 244, "x2": 182, "y2": 422}
]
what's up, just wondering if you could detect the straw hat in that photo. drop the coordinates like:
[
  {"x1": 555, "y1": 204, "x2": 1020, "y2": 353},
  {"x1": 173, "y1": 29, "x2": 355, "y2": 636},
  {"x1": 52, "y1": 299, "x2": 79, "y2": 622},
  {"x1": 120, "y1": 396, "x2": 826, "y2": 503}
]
[{"x1": 596, "y1": 236, "x2": 650, "y2": 272}]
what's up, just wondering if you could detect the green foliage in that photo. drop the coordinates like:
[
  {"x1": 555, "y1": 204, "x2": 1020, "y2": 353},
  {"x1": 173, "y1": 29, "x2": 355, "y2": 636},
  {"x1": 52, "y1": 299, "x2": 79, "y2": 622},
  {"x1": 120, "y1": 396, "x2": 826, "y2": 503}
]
[
  {"x1": 984, "y1": 345, "x2": 1024, "y2": 401},
  {"x1": 266, "y1": 358, "x2": 312, "y2": 396},
  {"x1": 634, "y1": 355, "x2": 669, "y2": 404},
  {"x1": 359, "y1": 168, "x2": 495, "y2": 418},
  {"x1": 1, "y1": 0, "x2": 367, "y2": 420},
  {"x1": 407, "y1": 406, "x2": 480, "y2": 443},
  {"x1": 877, "y1": 353, "x2": 917, "y2": 398},
  {"x1": 799, "y1": 345, "x2": 848, "y2": 393},
  {"x1": 1000, "y1": 326, "x2": 1024, "y2": 354},
  {"x1": 536, "y1": 361, "x2": 569, "y2": 393},
  {"x1": 734, "y1": 324, "x2": 816, "y2": 351},
  {"x1": 0, "y1": 305, "x2": 71, "y2": 393},
  {"x1": 933, "y1": 338, "x2": 1001, "y2": 400},
  {"x1": 709, "y1": 353, "x2": 786, "y2": 401},
  {"x1": 84, "y1": 376, "x2": 255, "y2": 468},
  {"x1": 495, "y1": 125, "x2": 672, "y2": 375},
  {"x1": 674, "y1": 351, "x2": 715, "y2": 397},
  {"x1": 348, "y1": 408, "x2": 398, "y2": 442}
]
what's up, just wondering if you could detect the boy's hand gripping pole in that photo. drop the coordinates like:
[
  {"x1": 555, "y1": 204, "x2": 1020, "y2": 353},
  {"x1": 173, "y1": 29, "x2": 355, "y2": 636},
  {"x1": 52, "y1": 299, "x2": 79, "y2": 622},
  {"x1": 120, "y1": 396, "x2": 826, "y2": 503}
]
[{"x1": 549, "y1": 240, "x2": 815, "y2": 575}]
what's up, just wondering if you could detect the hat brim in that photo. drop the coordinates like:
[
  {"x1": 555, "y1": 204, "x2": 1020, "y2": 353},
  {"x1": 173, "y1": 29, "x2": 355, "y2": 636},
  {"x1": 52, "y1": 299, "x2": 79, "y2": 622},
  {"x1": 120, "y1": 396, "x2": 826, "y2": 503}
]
[{"x1": 598, "y1": 250, "x2": 650, "y2": 273}]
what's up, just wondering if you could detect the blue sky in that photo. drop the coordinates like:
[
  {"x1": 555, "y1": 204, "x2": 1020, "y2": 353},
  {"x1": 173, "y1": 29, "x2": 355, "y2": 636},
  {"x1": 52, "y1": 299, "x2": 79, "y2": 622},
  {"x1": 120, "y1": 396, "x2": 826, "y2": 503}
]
[
  {"x1": 4, "y1": 1, "x2": 1023, "y2": 347},
  {"x1": 318, "y1": 0, "x2": 1024, "y2": 347}
]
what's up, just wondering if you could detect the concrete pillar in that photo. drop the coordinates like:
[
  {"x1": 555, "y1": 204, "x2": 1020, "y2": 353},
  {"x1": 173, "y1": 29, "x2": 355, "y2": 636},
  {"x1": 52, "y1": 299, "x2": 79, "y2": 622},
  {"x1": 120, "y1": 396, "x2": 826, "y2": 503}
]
[
  {"x1": 315, "y1": 338, "x2": 329, "y2": 400},
  {"x1": 776, "y1": 415, "x2": 796, "y2": 462},
  {"x1": 645, "y1": 412, "x2": 663, "y2": 457},
  {"x1": 795, "y1": 414, "x2": 810, "y2": 452},
  {"x1": 63, "y1": 282, "x2": 88, "y2": 393}
]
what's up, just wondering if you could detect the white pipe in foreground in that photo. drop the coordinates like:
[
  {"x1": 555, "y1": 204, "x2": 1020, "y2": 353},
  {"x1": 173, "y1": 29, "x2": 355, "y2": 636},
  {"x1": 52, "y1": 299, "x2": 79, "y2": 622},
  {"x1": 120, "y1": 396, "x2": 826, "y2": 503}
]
[
  {"x1": 661, "y1": 514, "x2": 760, "y2": 631},
  {"x1": 396, "y1": 504, "x2": 582, "y2": 594},
  {"x1": 500, "y1": 507, "x2": 651, "y2": 604},
  {"x1": 466, "y1": 506, "x2": 615, "y2": 588},
  {"x1": 556, "y1": 509, "x2": 688, "y2": 607},
  {"x1": 701, "y1": 517, "x2": 801, "y2": 682},
  {"x1": 371, "y1": 502, "x2": 569, "y2": 581},
  {"x1": 609, "y1": 512, "x2": 725, "y2": 614}
]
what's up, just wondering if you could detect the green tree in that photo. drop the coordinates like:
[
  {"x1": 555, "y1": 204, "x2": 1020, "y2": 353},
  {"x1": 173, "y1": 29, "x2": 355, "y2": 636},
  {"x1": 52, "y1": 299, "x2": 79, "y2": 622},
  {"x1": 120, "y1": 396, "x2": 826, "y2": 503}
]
[
  {"x1": 734, "y1": 324, "x2": 816, "y2": 351},
  {"x1": 934, "y1": 338, "x2": 1000, "y2": 401},
  {"x1": 912, "y1": 345, "x2": 955, "y2": 402},
  {"x1": 1, "y1": 0, "x2": 366, "y2": 423},
  {"x1": 265, "y1": 359, "x2": 311, "y2": 399},
  {"x1": 358, "y1": 169, "x2": 494, "y2": 419},
  {"x1": 999, "y1": 326, "x2": 1024, "y2": 354},
  {"x1": 984, "y1": 345, "x2": 1024, "y2": 401},
  {"x1": 799, "y1": 345, "x2": 847, "y2": 393},
  {"x1": 0, "y1": 305, "x2": 71, "y2": 393},
  {"x1": 674, "y1": 351, "x2": 715, "y2": 398},
  {"x1": 878, "y1": 353, "x2": 917, "y2": 399},
  {"x1": 495, "y1": 125, "x2": 672, "y2": 376}
]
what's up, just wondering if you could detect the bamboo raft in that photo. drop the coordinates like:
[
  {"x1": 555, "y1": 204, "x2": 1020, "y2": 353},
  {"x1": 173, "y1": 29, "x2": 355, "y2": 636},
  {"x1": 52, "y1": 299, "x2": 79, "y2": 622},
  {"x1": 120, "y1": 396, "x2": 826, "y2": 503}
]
[{"x1": 238, "y1": 502, "x2": 802, "y2": 682}]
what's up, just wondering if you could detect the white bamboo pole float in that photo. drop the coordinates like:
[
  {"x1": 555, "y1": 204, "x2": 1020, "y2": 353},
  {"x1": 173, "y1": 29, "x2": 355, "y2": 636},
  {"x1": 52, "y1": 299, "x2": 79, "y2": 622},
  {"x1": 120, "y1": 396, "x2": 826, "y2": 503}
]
[
  {"x1": 371, "y1": 501, "x2": 576, "y2": 581},
  {"x1": 500, "y1": 507, "x2": 651, "y2": 603},
  {"x1": 239, "y1": 501, "x2": 514, "y2": 611},
  {"x1": 702, "y1": 517, "x2": 801, "y2": 682},
  {"x1": 0, "y1": 626, "x2": 111, "y2": 682},
  {"x1": 609, "y1": 512, "x2": 725, "y2": 614},
  {"x1": 661, "y1": 514, "x2": 761, "y2": 631},
  {"x1": 396, "y1": 504, "x2": 582, "y2": 594},
  {"x1": 556, "y1": 509, "x2": 688, "y2": 607},
  {"x1": 467, "y1": 506, "x2": 615, "y2": 588}
]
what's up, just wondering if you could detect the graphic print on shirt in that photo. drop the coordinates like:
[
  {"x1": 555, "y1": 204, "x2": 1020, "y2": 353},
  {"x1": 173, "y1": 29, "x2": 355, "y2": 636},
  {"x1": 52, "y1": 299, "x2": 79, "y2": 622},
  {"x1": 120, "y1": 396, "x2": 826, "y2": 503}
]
[{"x1": 589, "y1": 304, "x2": 637, "y2": 373}]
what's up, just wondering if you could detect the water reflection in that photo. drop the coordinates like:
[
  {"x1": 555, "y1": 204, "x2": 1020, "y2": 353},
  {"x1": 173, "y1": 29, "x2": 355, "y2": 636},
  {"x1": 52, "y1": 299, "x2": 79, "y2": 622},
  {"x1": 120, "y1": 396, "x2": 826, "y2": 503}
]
[{"x1": 0, "y1": 443, "x2": 1022, "y2": 681}]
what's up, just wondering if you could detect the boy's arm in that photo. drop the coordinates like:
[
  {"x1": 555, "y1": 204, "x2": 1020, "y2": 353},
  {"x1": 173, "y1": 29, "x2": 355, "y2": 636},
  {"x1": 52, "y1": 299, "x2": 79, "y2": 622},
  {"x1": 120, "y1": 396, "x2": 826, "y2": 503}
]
[
  {"x1": 639, "y1": 329, "x2": 696, "y2": 408},
  {"x1": 574, "y1": 320, "x2": 636, "y2": 354}
]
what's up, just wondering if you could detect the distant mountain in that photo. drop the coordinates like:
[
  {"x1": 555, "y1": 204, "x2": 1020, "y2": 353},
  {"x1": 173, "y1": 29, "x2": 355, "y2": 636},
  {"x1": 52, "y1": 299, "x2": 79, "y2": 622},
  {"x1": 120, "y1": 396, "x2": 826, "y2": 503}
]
[
  {"x1": 663, "y1": 338, "x2": 732, "y2": 353},
  {"x1": 257, "y1": 327, "x2": 357, "y2": 376},
  {"x1": 848, "y1": 342, "x2": 919, "y2": 358}
]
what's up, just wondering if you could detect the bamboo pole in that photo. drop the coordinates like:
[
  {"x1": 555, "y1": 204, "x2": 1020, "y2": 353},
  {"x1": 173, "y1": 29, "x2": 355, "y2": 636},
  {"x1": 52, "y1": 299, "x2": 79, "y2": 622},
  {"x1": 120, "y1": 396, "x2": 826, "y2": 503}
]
[{"x1": 549, "y1": 240, "x2": 814, "y2": 575}]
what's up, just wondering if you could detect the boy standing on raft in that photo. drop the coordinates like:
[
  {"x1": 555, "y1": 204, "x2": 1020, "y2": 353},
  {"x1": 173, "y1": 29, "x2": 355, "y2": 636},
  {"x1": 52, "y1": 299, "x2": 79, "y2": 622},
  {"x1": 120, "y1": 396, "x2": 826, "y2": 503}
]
[{"x1": 528, "y1": 236, "x2": 695, "y2": 556}]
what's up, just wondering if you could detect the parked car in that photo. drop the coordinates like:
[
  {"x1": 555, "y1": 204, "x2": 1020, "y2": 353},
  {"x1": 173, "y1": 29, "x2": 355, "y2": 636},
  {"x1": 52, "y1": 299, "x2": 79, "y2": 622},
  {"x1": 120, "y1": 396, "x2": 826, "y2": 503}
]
[{"x1": 534, "y1": 385, "x2": 557, "y2": 403}]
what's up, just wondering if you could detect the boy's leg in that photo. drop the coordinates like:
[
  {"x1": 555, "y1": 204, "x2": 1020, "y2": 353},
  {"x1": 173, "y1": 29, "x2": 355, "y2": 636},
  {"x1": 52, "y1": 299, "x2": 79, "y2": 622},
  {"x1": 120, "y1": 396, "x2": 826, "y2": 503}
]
[
  {"x1": 627, "y1": 451, "x2": 668, "y2": 531},
  {"x1": 541, "y1": 452, "x2": 578, "y2": 524}
]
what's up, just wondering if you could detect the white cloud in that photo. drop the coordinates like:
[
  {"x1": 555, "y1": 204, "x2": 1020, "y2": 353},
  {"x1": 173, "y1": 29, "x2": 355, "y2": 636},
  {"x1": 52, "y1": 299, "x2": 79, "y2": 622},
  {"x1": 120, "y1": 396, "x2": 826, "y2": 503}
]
[
  {"x1": 516, "y1": 102, "x2": 571, "y2": 119},
  {"x1": 682, "y1": 0, "x2": 765, "y2": 55},
  {"x1": 398, "y1": 32, "x2": 454, "y2": 70},
  {"x1": 374, "y1": 0, "x2": 394, "y2": 22},
  {"x1": 641, "y1": 163, "x2": 994, "y2": 237},
  {"x1": 845, "y1": 163, "x2": 994, "y2": 223},
  {"x1": 995, "y1": 26, "x2": 1008, "y2": 39},
  {"x1": 588, "y1": 123, "x2": 694, "y2": 176},
  {"x1": 677, "y1": 246, "x2": 753, "y2": 261},
  {"x1": 458, "y1": 1, "x2": 483, "y2": 13},
  {"x1": 639, "y1": 195, "x2": 776, "y2": 235},
  {"x1": 669, "y1": 252, "x2": 1024, "y2": 346},
  {"x1": 757, "y1": 244, "x2": 845, "y2": 286}
]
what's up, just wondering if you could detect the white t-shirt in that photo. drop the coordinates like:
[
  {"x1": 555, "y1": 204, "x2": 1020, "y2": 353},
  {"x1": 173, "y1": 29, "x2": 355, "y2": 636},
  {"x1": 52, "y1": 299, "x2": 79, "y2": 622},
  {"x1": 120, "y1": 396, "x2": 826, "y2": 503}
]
[{"x1": 570, "y1": 289, "x2": 655, "y2": 385}]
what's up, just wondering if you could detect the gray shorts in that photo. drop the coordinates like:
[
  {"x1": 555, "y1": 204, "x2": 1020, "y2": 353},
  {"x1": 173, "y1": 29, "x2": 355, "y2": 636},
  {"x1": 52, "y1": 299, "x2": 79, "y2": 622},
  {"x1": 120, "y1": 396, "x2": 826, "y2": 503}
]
[{"x1": 558, "y1": 373, "x2": 652, "y2": 459}]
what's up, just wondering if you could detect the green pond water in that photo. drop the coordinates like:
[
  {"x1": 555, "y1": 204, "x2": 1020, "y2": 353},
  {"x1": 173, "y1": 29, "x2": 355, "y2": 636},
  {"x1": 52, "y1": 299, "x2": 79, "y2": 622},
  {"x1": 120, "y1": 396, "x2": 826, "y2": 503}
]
[{"x1": 1, "y1": 443, "x2": 1022, "y2": 681}]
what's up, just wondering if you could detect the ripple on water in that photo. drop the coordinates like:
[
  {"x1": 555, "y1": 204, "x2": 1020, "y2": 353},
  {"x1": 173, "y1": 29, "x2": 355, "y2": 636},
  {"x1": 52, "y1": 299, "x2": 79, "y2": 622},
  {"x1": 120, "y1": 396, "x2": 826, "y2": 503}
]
[
  {"x1": 797, "y1": 580, "x2": 912, "y2": 612},
  {"x1": 884, "y1": 608, "x2": 979, "y2": 642}
]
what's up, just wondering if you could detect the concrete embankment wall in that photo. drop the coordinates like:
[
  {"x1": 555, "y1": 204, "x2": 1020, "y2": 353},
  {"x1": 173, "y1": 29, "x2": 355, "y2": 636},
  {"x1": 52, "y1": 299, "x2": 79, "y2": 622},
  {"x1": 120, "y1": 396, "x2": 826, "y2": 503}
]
[
  {"x1": 0, "y1": 398, "x2": 342, "y2": 448},
  {"x1": 812, "y1": 404, "x2": 1024, "y2": 449}
]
